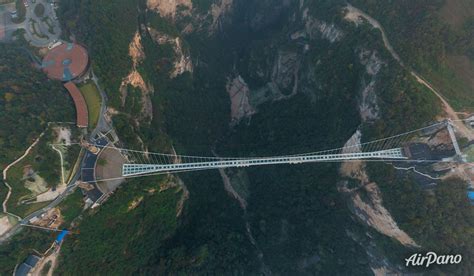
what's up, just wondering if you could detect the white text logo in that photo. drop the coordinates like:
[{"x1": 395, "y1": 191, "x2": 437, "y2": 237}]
[{"x1": 405, "y1": 252, "x2": 462, "y2": 267}]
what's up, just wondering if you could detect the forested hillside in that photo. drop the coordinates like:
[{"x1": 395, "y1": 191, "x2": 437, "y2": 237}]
[
  {"x1": 369, "y1": 164, "x2": 474, "y2": 275},
  {"x1": 350, "y1": 0, "x2": 474, "y2": 110},
  {"x1": 58, "y1": 0, "x2": 138, "y2": 108},
  {"x1": 0, "y1": 43, "x2": 74, "y2": 169},
  {"x1": 52, "y1": 0, "x2": 471, "y2": 274}
]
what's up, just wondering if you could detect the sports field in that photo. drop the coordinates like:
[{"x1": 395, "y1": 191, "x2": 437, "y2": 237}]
[{"x1": 78, "y1": 81, "x2": 101, "y2": 129}]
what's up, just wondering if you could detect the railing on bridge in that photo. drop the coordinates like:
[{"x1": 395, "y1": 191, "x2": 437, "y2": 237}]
[
  {"x1": 122, "y1": 148, "x2": 406, "y2": 176},
  {"x1": 77, "y1": 120, "x2": 466, "y2": 178}
]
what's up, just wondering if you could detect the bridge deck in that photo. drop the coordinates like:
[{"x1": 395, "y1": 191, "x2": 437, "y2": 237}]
[{"x1": 122, "y1": 148, "x2": 406, "y2": 176}]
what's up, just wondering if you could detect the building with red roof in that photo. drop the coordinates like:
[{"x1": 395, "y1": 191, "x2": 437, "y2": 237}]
[
  {"x1": 64, "y1": 82, "x2": 88, "y2": 128},
  {"x1": 42, "y1": 43, "x2": 89, "y2": 81}
]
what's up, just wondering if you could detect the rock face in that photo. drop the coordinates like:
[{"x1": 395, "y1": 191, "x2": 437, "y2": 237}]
[
  {"x1": 147, "y1": 0, "x2": 192, "y2": 19},
  {"x1": 170, "y1": 37, "x2": 193, "y2": 77},
  {"x1": 336, "y1": 42, "x2": 418, "y2": 257},
  {"x1": 358, "y1": 49, "x2": 383, "y2": 121},
  {"x1": 302, "y1": 8, "x2": 343, "y2": 43},
  {"x1": 147, "y1": 28, "x2": 193, "y2": 78},
  {"x1": 136, "y1": 1, "x2": 434, "y2": 273},
  {"x1": 120, "y1": 31, "x2": 154, "y2": 120},
  {"x1": 341, "y1": 180, "x2": 419, "y2": 248},
  {"x1": 339, "y1": 130, "x2": 419, "y2": 273},
  {"x1": 210, "y1": 0, "x2": 233, "y2": 31},
  {"x1": 226, "y1": 75, "x2": 255, "y2": 123}
]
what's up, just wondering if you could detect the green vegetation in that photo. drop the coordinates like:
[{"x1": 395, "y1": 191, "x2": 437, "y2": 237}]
[
  {"x1": 466, "y1": 145, "x2": 474, "y2": 162},
  {"x1": 30, "y1": 19, "x2": 49, "y2": 39},
  {"x1": 147, "y1": 11, "x2": 179, "y2": 37},
  {"x1": 0, "y1": 228, "x2": 54, "y2": 275},
  {"x1": 192, "y1": 0, "x2": 215, "y2": 13},
  {"x1": 40, "y1": 261, "x2": 52, "y2": 275},
  {"x1": 58, "y1": 188, "x2": 84, "y2": 225},
  {"x1": 58, "y1": 0, "x2": 138, "y2": 108},
  {"x1": 4, "y1": 129, "x2": 60, "y2": 217},
  {"x1": 34, "y1": 3, "x2": 45, "y2": 17},
  {"x1": 368, "y1": 164, "x2": 474, "y2": 274},
  {"x1": 363, "y1": 63, "x2": 442, "y2": 138},
  {"x1": 50, "y1": 0, "x2": 467, "y2": 274},
  {"x1": 41, "y1": 17, "x2": 56, "y2": 35},
  {"x1": 351, "y1": 0, "x2": 474, "y2": 111},
  {"x1": 0, "y1": 41, "x2": 74, "y2": 214},
  {"x1": 4, "y1": 125, "x2": 81, "y2": 218},
  {"x1": 57, "y1": 177, "x2": 183, "y2": 274},
  {"x1": 78, "y1": 81, "x2": 102, "y2": 128},
  {"x1": 11, "y1": 0, "x2": 26, "y2": 23}
]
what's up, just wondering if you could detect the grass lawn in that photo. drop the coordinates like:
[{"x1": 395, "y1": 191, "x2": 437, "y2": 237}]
[
  {"x1": 57, "y1": 188, "x2": 84, "y2": 225},
  {"x1": 5, "y1": 136, "x2": 53, "y2": 218},
  {"x1": 466, "y1": 145, "x2": 474, "y2": 163},
  {"x1": 3, "y1": 125, "x2": 76, "y2": 218},
  {"x1": 78, "y1": 81, "x2": 102, "y2": 129}
]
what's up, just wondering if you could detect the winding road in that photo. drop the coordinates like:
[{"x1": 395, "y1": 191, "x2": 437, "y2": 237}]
[{"x1": 345, "y1": 4, "x2": 472, "y2": 140}]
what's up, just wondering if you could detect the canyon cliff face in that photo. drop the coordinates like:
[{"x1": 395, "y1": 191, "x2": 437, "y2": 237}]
[
  {"x1": 52, "y1": 0, "x2": 474, "y2": 274},
  {"x1": 146, "y1": 0, "x2": 193, "y2": 19},
  {"x1": 98, "y1": 0, "x2": 446, "y2": 273}
]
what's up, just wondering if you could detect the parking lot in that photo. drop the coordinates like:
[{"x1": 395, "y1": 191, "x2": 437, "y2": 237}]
[{"x1": 0, "y1": 0, "x2": 61, "y2": 46}]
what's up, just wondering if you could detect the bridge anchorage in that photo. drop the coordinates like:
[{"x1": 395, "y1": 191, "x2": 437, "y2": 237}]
[{"x1": 111, "y1": 120, "x2": 468, "y2": 178}]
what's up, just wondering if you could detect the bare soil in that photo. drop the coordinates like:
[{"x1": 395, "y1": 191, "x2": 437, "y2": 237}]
[{"x1": 95, "y1": 147, "x2": 126, "y2": 193}]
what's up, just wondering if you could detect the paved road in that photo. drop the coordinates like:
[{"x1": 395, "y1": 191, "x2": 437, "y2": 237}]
[
  {"x1": 0, "y1": 164, "x2": 81, "y2": 243},
  {"x1": 24, "y1": 0, "x2": 61, "y2": 47},
  {"x1": 90, "y1": 71, "x2": 113, "y2": 139},
  {"x1": 0, "y1": 0, "x2": 60, "y2": 46},
  {"x1": 0, "y1": 72, "x2": 115, "y2": 243},
  {"x1": 346, "y1": 4, "x2": 473, "y2": 141}
]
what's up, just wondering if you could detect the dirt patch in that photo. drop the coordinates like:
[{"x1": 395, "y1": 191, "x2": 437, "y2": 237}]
[
  {"x1": 35, "y1": 185, "x2": 67, "y2": 203},
  {"x1": 425, "y1": 129, "x2": 454, "y2": 150},
  {"x1": 129, "y1": 31, "x2": 145, "y2": 65},
  {"x1": 148, "y1": 28, "x2": 193, "y2": 78},
  {"x1": 30, "y1": 207, "x2": 63, "y2": 229},
  {"x1": 120, "y1": 31, "x2": 154, "y2": 119},
  {"x1": 127, "y1": 196, "x2": 144, "y2": 211},
  {"x1": 95, "y1": 147, "x2": 126, "y2": 194},
  {"x1": 31, "y1": 245, "x2": 60, "y2": 276},
  {"x1": 24, "y1": 173, "x2": 49, "y2": 196},
  {"x1": 54, "y1": 127, "x2": 72, "y2": 145},
  {"x1": 121, "y1": 70, "x2": 150, "y2": 96},
  {"x1": 0, "y1": 215, "x2": 13, "y2": 236},
  {"x1": 147, "y1": 0, "x2": 192, "y2": 18}
]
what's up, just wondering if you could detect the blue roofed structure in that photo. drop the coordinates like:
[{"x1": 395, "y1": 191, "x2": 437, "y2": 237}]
[
  {"x1": 468, "y1": 191, "x2": 474, "y2": 200},
  {"x1": 55, "y1": 229, "x2": 70, "y2": 244},
  {"x1": 15, "y1": 255, "x2": 41, "y2": 276},
  {"x1": 15, "y1": 263, "x2": 32, "y2": 276},
  {"x1": 24, "y1": 255, "x2": 40, "y2": 267}
]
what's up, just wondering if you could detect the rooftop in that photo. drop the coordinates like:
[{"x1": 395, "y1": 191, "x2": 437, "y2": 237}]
[
  {"x1": 42, "y1": 43, "x2": 89, "y2": 81},
  {"x1": 64, "y1": 82, "x2": 89, "y2": 128}
]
